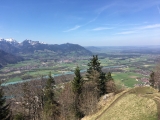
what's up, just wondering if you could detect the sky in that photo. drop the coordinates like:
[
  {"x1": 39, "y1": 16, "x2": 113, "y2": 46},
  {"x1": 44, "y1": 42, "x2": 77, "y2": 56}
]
[{"x1": 0, "y1": 0, "x2": 160, "y2": 46}]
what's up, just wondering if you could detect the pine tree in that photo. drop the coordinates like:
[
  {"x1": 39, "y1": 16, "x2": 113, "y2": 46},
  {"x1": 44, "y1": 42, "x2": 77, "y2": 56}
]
[
  {"x1": 149, "y1": 71, "x2": 155, "y2": 87},
  {"x1": 43, "y1": 72, "x2": 60, "y2": 120},
  {"x1": 106, "y1": 72, "x2": 113, "y2": 81},
  {"x1": 86, "y1": 55, "x2": 102, "y2": 80},
  {"x1": 98, "y1": 72, "x2": 106, "y2": 96},
  {"x1": 72, "y1": 67, "x2": 84, "y2": 119},
  {"x1": 0, "y1": 83, "x2": 11, "y2": 120},
  {"x1": 86, "y1": 55, "x2": 106, "y2": 97},
  {"x1": 44, "y1": 72, "x2": 55, "y2": 103},
  {"x1": 72, "y1": 67, "x2": 83, "y2": 95},
  {"x1": 105, "y1": 72, "x2": 116, "y2": 93}
]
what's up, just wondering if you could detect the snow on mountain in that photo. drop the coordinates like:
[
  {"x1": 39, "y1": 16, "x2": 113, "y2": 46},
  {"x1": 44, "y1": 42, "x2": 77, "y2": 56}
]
[
  {"x1": 0, "y1": 38, "x2": 5, "y2": 41},
  {"x1": 40, "y1": 42, "x2": 47, "y2": 44},
  {"x1": 0, "y1": 38, "x2": 92, "y2": 55},
  {"x1": 0, "y1": 38, "x2": 45, "y2": 45},
  {"x1": 0, "y1": 38, "x2": 18, "y2": 44},
  {"x1": 22, "y1": 39, "x2": 40, "y2": 45},
  {"x1": 5, "y1": 38, "x2": 14, "y2": 42}
]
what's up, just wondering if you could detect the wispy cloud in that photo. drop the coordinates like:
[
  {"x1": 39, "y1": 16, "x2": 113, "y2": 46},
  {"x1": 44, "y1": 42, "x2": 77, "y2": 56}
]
[
  {"x1": 92, "y1": 27, "x2": 113, "y2": 31},
  {"x1": 63, "y1": 15, "x2": 99, "y2": 32},
  {"x1": 96, "y1": 6, "x2": 107, "y2": 14},
  {"x1": 126, "y1": 0, "x2": 160, "y2": 12},
  {"x1": 157, "y1": 5, "x2": 160, "y2": 14},
  {"x1": 116, "y1": 31, "x2": 136, "y2": 35},
  {"x1": 63, "y1": 25, "x2": 81, "y2": 32},
  {"x1": 96, "y1": 4, "x2": 112, "y2": 14},
  {"x1": 97, "y1": 0, "x2": 160, "y2": 14},
  {"x1": 116, "y1": 24, "x2": 160, "y2": 35},
  {"x1": 138, "y1": 24, "x2": 160, "y2": 29},
  {"x1": 83, "y1": 15, "x2": 99, "y2": 27}
]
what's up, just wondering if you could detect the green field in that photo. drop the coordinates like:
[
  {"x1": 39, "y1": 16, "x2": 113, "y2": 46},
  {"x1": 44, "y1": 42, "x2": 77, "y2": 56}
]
[
  {"x1": 112, "y1": 72, "x2": 144, "y2": 87},
  {"x1": 0, "y1": 49, "x2": 157, "y2": 87}
]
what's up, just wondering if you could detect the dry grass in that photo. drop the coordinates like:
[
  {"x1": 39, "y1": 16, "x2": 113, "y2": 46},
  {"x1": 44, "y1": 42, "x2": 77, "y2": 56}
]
[
  {"x1": 82, "y1": 87, "x2": 159, "y2": 120},
  {"x1": 82, "y1": 89, "x2": 130, "y2": 120},
  {"x1": 97, "y1": 94, "x2": 157, "y2": 120},
  {"x1": 129, "y1": 76, "x2": 138, "y2": 78}
]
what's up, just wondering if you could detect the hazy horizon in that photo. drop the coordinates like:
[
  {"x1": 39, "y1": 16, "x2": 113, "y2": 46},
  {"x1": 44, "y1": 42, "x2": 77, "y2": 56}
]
[{"x1": 0, "y1": 0, "x2": 160, "y2": 46}]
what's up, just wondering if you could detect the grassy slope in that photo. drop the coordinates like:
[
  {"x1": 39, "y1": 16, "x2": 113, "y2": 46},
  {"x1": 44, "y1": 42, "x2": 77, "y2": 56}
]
[{"x1": 82, "y1": 87, "x2": 160, "y2": 120}]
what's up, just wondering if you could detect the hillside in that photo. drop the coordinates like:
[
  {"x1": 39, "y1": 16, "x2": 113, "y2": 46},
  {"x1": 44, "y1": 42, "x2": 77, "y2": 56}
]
[
  {"x1": 0, "y1": 50, "x2": 23, "y2": 66},
  {"x1": 82, "y1": 87, "x2": 160, "y2": 120}
]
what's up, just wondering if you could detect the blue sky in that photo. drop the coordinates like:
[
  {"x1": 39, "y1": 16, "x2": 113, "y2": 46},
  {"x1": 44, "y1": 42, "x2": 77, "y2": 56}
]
[{"x1": 0, "y1": 0, "x2": 160, "y2": 46}]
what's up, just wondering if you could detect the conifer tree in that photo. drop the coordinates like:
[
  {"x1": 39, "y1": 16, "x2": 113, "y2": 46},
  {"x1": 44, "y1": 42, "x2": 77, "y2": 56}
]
[
  {"x1": 43, "y1": 72, "x2": 60, "y2": 120},
  {"x1": 106, "y1": 72, "x2": 113, "y2": 81},
  {"x1": 86, "y1": 55, "x2": 102, "y2": 79},
  {"x1": 149, "y1": 71, "x2": 155, "y2": 87},
  {"x1": 72, "y1": 67, "x2": 84, "y2": 119},
  {"x1": 86, "y1": 55, "x2": 106, "y2": 97},
  {"x1": 72, "y1": 67, "x2": 83, "y2": 95},
  {"x1": 0, "y1": 83, "x2": 11, "y2": 120},
  {"x1": 98, "y1": 72, "x2": 106, "y2": 96},
  {"x1": 105, "y1": 72, "x2": 116, "y2": 93}
]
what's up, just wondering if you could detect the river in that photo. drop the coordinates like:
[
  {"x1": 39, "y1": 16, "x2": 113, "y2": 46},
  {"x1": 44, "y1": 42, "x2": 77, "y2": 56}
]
[{"x1": 2, "y1": 65, "x2": 124, "y2": 86}]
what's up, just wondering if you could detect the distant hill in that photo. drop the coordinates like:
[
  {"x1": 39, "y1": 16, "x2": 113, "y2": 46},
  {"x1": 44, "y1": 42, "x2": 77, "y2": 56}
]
[
  {"x1": 85, "y1": 45, "x2": 160, "y2": 54},
  {"x1": 0, "y1": 39, "x2": 92, "y2": 56},
  {"x1": 82, "y1": 87, "x2": 160, "y2": 120},
  {"x1": 0, "y1": 50, "x2": 23, "y2": 67}
]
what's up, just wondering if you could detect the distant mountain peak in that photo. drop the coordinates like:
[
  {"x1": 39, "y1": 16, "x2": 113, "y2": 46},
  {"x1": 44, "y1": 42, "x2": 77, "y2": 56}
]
[
  {"x1": 5, "y1": 38, "x2": 15, "y2": 42},
  {"x1": 22, "y1": 39, "x2": 39, "y2": 45},
  {"x1": 0, "y1": 38, "x2": 18, "y2": 43}
]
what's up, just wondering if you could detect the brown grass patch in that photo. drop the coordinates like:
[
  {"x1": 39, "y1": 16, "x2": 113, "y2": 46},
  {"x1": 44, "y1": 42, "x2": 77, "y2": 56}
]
[{"x1": 129, "y1": 76, "x2": 138, "y2": 78}]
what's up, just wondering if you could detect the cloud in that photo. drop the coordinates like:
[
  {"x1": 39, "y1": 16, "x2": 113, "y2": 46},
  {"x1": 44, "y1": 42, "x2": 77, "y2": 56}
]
[
  {"x1": 116, "y1": 31, "x2": 136, "y2": 35},
  {"x1": 87, "y1": 16, "x2": 98, "y2": 24},
  {"x1": 82, "y1": 15, "x2": 99, "y2": 27},
  {"x1": 127, "y1": 0, "x2": 160, "y2": 12},
  {"x1": 96, "y1": 5, "x2": 111, "y2": 14},
  {"x1": 62, "y1": 16, "x2": 99, "y2": 32},
  {"x1": 116, "y1": 24, "x2": 160, "y2": 35},
  {"x1": 96, "y1": 0, "x2": 160, "y2": 14},
  {"x1": 157, "y1": 5, "x2": 160, "y2": 14},
  {"x1": 92, "y1": 27, "x2": 113, "y2": 31},
  {"x1": 63, "y1": 25, "x2": 81, "y2": 32},
  {"x1": 95, "y1": 2, "x2": 115, "y2": 14},
  {"x1": 138, "y1": 24, "x2": 160, "y2": 29}
]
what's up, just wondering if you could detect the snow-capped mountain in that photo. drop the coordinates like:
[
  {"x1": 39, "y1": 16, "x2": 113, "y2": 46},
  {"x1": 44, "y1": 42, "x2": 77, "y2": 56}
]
[
  {"x1": 20, "y1": 39, "x2": 40, "y2": 46},
  {"x1": 0, "y1": 38, "x2": 92, "y2": 55},
  {"x1": 0, "y1": 38, "x2": 18, "y2": 43},
  {"x1": 0, "y1": 38, "x2": 19, "y2": 54}
]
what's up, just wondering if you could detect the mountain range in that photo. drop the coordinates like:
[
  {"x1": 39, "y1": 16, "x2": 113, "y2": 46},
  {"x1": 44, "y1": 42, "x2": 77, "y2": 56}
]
[
  {"x1": 0, "y1": 38, "x2": 92, "y2": 67},
  {"x1": 0, "y1": 38, "x2": 92, "y2": 55}
]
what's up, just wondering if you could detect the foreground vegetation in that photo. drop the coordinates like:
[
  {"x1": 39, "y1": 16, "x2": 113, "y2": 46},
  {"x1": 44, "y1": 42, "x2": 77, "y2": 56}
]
[{"x1": 83, "y1": 87, "x2": 159, "y2": 120}]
